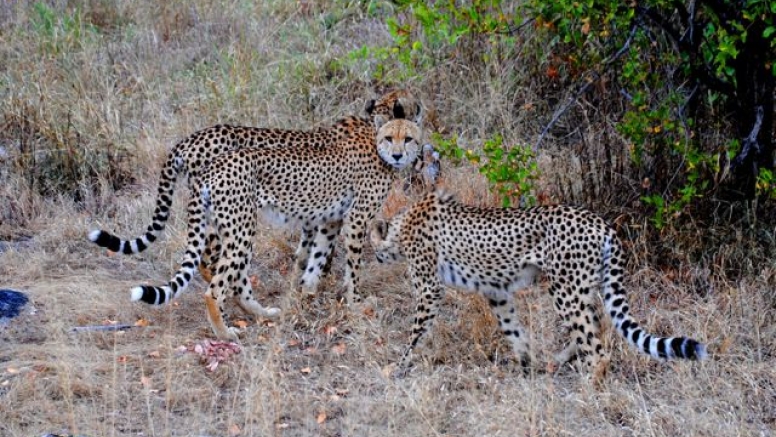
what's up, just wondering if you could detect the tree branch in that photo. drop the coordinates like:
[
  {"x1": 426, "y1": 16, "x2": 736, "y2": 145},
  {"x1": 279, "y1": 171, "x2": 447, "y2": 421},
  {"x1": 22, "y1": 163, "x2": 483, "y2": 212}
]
[
  {"x1": 535, "y1": 72, "x2": 600, "y2": 151},
  {"x1": 637, "y1": 5, "x2": 736, "y2": 95},
  {"x1": 671, "y1": 0, "x2": 691, "y2": 27},
  {"x1": 604, "y1": 24, "x2": 638, "y2": 65},
  {"x1": 499, "y1": 17, "x2": 535, "y2": 35},
  {"x1": 535, "y1": 22, "x2": 640, "y2": 150},
  {"x1": 731, "y1": 105, "x2": 764, "y2": 170}
]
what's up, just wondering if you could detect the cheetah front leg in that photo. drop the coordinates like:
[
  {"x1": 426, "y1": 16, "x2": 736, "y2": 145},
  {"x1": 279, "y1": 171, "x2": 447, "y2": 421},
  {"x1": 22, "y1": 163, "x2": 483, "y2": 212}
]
[
  {"x1": 484, "y1": 291, "x2": 535, "y2": 371},
  {"x1": 395, "y1": 270, "x2": 445, "y2": 375},
  {"x1": 298, "y1": 221, "x2": 341, "y2": 296},
  {"x1": 341, "y1": 204, "x2": 378, "y2": 304}
]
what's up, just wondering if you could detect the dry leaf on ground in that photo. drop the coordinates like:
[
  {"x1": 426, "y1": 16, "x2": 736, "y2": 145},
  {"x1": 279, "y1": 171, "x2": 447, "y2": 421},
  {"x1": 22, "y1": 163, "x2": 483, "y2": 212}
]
[
  {"x1": 234, "y1": 320, "x2": 249, "y2": 328},
  {"x1": 362, "y1": 306, "x2": 376, "y2": 318},
  {"x1": 332, "y1": 342, "x2": 347, "y2": 355},
  {"x1": 134, "y1": 318, "x2": 150, "y2": 327}
]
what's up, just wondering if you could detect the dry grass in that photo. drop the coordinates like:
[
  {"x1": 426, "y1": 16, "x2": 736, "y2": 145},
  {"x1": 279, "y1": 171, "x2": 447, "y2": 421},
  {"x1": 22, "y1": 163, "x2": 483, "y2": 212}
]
[{"x1": 1, "y1": 1, "x2": 774, "y2": 436}]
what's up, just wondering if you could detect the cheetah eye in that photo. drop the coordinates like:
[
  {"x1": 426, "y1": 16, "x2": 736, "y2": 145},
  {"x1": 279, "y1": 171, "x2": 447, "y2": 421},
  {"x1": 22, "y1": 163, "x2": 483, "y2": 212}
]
[
  {"x1": 405, "y1": 137, "x2": 414, "y2": 143},
  {"x1": 384, "y1": 136, "x2": 393, "y2": 142}
]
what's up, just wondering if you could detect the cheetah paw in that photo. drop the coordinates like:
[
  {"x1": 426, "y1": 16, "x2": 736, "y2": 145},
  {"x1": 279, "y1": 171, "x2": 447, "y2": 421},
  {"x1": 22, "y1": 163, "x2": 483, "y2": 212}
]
[
  {"x1": 221, "y1": 326, "x2": 241, "y2": 341},
  {"x1": 262, "y1": 306, "x2": 281, "y2": 318}
]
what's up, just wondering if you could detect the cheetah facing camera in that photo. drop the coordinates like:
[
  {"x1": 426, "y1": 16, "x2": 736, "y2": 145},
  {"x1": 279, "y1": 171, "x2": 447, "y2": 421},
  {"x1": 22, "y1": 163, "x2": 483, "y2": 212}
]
[
  {"x1": 370, "y1": 190, "x2": 707, "y2": 378},
  {"x1": 132, "y1": 104, "x2": 428, "y2": 340},
  {"x1": 87, "y1": 90, "x2": 422, "y2": 279}
]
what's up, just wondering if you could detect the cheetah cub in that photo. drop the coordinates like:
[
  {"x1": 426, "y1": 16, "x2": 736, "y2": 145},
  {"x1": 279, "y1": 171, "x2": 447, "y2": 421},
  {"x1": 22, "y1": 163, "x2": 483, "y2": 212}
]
[{"x1": 370, "y1": 190, "x2": 706, "y2": 378}]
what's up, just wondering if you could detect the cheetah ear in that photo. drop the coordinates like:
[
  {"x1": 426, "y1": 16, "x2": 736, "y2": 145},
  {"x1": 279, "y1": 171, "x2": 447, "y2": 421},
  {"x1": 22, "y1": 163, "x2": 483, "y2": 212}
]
[
  {"x1": 370, "y1": 220, "x2": 388, "y2": 244},
  {"x1": 412, "y1": 102, "x2": 423, "y2": 125},
  {"x1": 364, "y1": 99, "x2": 376, "y2": 115},
  {"x1": 392, "y1": 101, "x2": 406, "y2": 120}
]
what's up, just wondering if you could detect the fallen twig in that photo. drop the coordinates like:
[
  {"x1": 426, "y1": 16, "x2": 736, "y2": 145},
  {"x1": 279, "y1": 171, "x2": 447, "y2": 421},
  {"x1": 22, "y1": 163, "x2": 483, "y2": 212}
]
[{"x1": 71, "y1": 324, "x2": 137, "y2": 332}]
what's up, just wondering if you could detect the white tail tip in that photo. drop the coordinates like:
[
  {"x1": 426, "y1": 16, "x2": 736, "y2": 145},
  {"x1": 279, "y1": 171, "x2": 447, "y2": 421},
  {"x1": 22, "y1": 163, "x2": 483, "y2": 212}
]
[
  {"x1": 130, "y1": 287, "x2": 144, "y2": 301},
  {"x1": 88, "y1": 229, "x2": 102, "y2": 242},
  {"x1": 695, "y1": 343, "x2": 708, "y2": 360}
]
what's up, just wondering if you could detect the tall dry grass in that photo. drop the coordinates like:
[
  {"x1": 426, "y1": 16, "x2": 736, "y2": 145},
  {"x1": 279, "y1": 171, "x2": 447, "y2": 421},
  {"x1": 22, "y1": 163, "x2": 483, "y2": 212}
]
[{"x1": 0, "y1": 1, "x2": 774, "y2": 436}]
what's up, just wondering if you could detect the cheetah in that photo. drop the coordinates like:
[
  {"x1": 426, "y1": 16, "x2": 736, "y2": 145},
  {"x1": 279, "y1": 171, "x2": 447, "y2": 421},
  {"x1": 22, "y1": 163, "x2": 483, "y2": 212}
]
[
  {"x1": 88, "y1": 90, "x2": 422, "y2": 281},
  {"x1": 132, "y1": 106, "x2": 427, "y2": 340},
  {"x1": 370, "y1": 190, "x2": 707, "y2": 378}
]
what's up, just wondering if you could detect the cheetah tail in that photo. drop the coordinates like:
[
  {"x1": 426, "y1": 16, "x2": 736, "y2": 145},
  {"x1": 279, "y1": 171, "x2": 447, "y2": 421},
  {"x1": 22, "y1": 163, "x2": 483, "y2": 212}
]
[
  {"x1": 128, "y1": 182, "x2": 209, "y2": 306},
  {"x1": 88, "y1": 152, "x2": 184, "y2": 254},
  {"x1": 600, "y1": 233, "x2": 707, "y2": 361}
]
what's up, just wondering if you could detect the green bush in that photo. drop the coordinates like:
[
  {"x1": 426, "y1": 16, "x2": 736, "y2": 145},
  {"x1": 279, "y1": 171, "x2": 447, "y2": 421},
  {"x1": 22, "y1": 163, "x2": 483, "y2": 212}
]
[
  {"x1": 434, "y1": 132, "x2": 539, "y2": 207},
  {"x1": 356, "y1": 0, "x2": 776, "y2": 229}
]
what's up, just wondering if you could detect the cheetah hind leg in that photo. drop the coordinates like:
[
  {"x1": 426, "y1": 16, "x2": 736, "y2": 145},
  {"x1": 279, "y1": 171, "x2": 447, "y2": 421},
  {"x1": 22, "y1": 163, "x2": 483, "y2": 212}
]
[
  {"x1": 292, "y1": 227, "x2": 316, "y2": 283},
  {"x1": 553, "y1": 342, "x2": 579, "y2": 367},
  {"x1": 205, "y1": 237, "x2": 280, "y2": 340},
  {"x1": 197, "y1": 230, "x2": 220, "y2": 283},
  {"x1": 232, "y1": 249, "x2": 280, "y2": 320},
  {"x1": 486, "y1": 291, "x2": 537, "y2": 374},
  {"x1": 298, "y1": 222, "x2": 340, "y2": 297},
  {"x1": 204, "y1": 290, "x2": 240, "y2": 341},
  {"x1": 565, "y1": 294, "x2": 610, "y2": 382}
]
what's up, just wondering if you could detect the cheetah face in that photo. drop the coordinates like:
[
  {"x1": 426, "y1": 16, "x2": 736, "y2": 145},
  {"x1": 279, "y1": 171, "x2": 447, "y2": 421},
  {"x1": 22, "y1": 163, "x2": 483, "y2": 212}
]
[
  {"x1": 376, "y1": 119, "x2": 422, "y2": 170},
  {"x1": 370, "y1": 215, "x2": 406, "y2": 263}
]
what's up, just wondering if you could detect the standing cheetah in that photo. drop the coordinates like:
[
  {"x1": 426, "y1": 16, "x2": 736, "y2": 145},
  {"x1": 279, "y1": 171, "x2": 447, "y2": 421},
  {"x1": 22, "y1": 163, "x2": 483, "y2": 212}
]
[
  {"x1": 370, "y1": 190, "x2": 706, "y2": 378},
  {"x1": 88, "y1": 90, "x2": 421, "y2": 279},
  {"x1": 132, "y1": 107, "x2": 427, "y2": 339}
]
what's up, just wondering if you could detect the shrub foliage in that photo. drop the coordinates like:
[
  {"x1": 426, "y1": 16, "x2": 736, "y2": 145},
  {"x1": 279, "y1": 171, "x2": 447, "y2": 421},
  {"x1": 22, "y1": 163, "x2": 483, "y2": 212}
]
[{"x1": 352, "y1": 0, "x2": 776, "y2": 227}]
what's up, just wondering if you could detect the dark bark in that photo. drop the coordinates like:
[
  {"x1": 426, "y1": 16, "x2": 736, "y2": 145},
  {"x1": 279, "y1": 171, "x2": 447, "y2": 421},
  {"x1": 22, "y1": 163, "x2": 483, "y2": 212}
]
[
  {"x1": 724, "y1": 19, "x2": 775, "y2": 199},
  {"x1": 639, "y1": 2, "x2": 775, "y2": 200}
]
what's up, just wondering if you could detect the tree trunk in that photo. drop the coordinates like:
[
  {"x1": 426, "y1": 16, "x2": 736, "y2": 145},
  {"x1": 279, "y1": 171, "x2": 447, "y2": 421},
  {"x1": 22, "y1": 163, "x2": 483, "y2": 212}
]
[{"x1": 726, "y1": 24, "x2": 775, "y2": 199}]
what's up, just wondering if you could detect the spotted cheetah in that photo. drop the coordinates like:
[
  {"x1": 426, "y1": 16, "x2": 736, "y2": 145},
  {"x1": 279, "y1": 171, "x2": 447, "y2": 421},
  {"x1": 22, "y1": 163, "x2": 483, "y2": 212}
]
[
  {"x1": 370, "y1": 190, "x2": 707, "y2": 378},
  {"x1": 88, "y1": 90, "x2": 421, "y2": 280},
  {"x1": 132, "y1": 106, "x2": 427, "y2": 339}
]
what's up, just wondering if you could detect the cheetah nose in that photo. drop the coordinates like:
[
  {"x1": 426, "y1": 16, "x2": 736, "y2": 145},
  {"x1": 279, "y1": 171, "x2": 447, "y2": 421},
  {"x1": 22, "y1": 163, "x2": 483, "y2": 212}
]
[{"x1": 391, "y1": 153, "x2": 403, "y2": 161}]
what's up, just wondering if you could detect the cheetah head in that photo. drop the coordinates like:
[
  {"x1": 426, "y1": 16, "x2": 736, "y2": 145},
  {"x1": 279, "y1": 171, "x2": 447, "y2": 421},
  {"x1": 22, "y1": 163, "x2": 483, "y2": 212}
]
[
  {"x1": 370, "y1": 213, "x2": 406, "y2": 264},
  {"x1": 376, "y1": 114, "x2": 422, "y2": 170}
]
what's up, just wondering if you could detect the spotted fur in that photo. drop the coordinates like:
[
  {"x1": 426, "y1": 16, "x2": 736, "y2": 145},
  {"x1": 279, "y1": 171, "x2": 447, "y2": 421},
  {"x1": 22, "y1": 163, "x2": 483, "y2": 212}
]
[
  {"x1": 132, "y1": 112, "x2": 427, "y2": 340},
  {"x1": 371, "y1": 190, "x2": 707, "y2": 378},
  {"x1": 87, "y1": 90, "x2": 422, "y2": 279}
]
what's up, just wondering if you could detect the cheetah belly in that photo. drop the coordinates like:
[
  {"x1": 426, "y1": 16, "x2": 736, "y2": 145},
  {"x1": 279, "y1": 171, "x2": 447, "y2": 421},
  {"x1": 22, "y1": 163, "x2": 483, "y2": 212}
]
[
  {"x1": 259, "y1": 189, "x2": 355, "y2": 230},
  {"x1": 437, "y1": 255, "x2": 540, "y2": 294}
]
